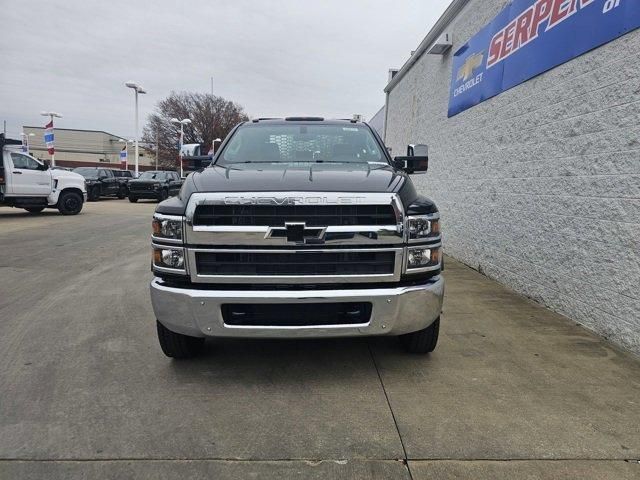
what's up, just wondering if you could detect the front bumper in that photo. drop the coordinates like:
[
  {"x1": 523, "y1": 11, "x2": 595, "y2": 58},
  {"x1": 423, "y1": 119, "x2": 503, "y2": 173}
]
[
  {"x1": 130, "y1": 189, "x2": 160, "y2": 199},
  {"x1": 150, "y1": 276, "x2": 444, "y2": 338}
]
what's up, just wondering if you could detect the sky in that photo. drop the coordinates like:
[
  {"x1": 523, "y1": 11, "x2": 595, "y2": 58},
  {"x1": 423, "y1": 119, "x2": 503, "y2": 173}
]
[{"x1": 0, "y1": 0, "x2": 451, "y2": 139}]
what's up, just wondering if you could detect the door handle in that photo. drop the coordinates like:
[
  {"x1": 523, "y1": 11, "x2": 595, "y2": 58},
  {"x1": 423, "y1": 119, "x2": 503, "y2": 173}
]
[{"x1": 13, "y1": 171, "x2": 22, "y2": 174}]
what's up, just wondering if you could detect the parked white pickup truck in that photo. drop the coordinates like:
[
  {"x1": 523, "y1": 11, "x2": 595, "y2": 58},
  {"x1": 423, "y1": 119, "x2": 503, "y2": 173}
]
[{"x1": 0, "y1": 134, "x2": 86, "y2": 215}]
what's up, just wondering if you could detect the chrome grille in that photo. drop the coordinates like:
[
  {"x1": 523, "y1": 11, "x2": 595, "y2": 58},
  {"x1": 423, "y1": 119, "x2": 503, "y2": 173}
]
[
  {"x1": 195, "y1": 250, "x2": 395, "y2": 276},
  {"x1": 184, "y1": 192, "x2": 405, "y2": 284}
]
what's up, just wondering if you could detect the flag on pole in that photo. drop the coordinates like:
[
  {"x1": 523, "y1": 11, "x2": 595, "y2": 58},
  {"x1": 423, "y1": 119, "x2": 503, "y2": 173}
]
[
  {"x1": 120, "y1": 145, "x2": 128, "y2": 163},
  {"x1": 44, "y1": 121, "x2": 55, "y2": 155}
]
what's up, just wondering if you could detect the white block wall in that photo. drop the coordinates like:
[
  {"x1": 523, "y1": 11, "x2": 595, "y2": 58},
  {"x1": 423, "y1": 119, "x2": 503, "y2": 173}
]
[{"x1": 385, "y1": 0, "x2": 640, "y2": 354}]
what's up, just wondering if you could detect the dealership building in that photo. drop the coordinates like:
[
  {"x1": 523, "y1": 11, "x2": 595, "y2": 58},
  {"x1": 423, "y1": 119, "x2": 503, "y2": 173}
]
[
  {"x1": 383, "y1": 0, "x2": 639, "y2": 353},
  {"x1": 23, "y1": 126, "x2": 156, "y2": 171}
]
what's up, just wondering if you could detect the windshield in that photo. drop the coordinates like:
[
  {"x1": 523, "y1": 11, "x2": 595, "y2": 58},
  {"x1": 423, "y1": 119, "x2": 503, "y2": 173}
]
[
  {"x1": 73, "y1": 167, "x2": 98, "y2": 177},
  {"x1": 218, "y1": 124, "x2": 385, "y2": 165},
  {"x1": 139, "y1": 171, "x2": 166, "y2": 180}
]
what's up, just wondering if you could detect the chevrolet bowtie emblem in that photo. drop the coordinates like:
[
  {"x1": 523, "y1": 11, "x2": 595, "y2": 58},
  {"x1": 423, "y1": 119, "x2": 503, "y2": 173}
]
[
  {"x1": 266, "y1": 222, "x2": 327, "y2": 244},
  {"x1": 457, "y1": 52, "x2": 484, "y2": 82}
]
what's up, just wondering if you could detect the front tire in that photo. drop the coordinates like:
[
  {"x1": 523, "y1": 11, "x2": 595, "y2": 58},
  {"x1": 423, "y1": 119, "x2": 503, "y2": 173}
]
[
  {"x1": 117, "y1": 186, "x2": 127, "y2": 199},
  {"x1": 25, "y1": 207, "x2": 45, "y2": 214},
  {"x1": 158, "y1": 188, "x2": 169, "y2": 202},
  {"x1": 399, "y1": 316, "x2": 440, "y2": 354},
  {"x1": 156, "y1": 321, "x2": 205, "y2": 359},
  {"x1": 57, "y1": 191, "x2": 83, "y2": 215},
  {"x1": 128, "y1": 195, "x2": 138, "y2": 203},
  {"x1": 88, "y1": 186, "x2": 100, "y2": 201}
]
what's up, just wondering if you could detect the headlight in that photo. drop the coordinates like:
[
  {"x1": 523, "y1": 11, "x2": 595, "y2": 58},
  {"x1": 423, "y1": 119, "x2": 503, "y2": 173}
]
[
  {"x1": 405, "y1": 246, "x2": 441, "y2": 272},
  {"x1": 153, "y1": 246, "x2": 185, "y2": 271},
  {"x1": 153, "y1": 183, "x2": 161, "y2": 188},
  {"x1": 406, "y1": 215, "x2": 440, "y2": 241},
  {"x1": 152, "y1": 215, "x2": 183, "y2": 241}
]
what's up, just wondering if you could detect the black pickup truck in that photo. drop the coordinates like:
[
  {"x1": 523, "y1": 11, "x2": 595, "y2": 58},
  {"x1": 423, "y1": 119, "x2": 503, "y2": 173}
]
[
  {"x1": 128, "y1": 170, "x2": 182, "y2": 202},
  {"x1": 73, "y1": 167, "x2": 126, "y2": 200},
  {"x1": 148, "y1": 118, "x2": 443, "y2": 359}
]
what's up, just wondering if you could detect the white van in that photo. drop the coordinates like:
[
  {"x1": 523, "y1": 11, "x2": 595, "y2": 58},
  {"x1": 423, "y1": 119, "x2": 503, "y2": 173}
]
[{"x1": 0, "y1": 135, "x2": 87, "y2": 215}]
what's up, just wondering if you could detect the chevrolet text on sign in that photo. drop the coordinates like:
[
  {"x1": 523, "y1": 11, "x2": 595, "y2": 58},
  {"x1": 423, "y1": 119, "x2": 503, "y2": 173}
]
[{"x1": 448, "y1": 0, "x2": 640, "y2": 117}]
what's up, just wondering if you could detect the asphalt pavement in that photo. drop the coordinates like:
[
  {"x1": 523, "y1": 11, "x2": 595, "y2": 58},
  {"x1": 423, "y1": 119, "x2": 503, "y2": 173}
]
[{"x1": 0, "y1": 200, "x2": 638, "y2": 479}]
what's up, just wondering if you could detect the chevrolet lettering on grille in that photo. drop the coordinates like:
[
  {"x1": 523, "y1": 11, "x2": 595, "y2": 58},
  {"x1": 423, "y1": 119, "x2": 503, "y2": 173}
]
[
  {"x1": 224, "y1": 196, "x2": 367, "y2": 205},
  {"x1": 265, "y1": 222, "x2": 326, "y2": 244}
]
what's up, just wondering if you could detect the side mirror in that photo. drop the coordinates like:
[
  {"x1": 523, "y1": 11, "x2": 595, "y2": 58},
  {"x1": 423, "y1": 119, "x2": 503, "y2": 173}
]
[
  {"x1": 40, "y1": 160, "x2": 50, "y2": 171},
  {"x1": 393, "y1": 143, "x2": 428, "y2": 174}
]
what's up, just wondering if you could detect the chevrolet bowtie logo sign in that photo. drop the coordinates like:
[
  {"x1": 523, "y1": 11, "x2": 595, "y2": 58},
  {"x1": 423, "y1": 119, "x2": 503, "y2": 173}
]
[{"x1": 266, "y1": 222, "x2": 327, "y2": 244}]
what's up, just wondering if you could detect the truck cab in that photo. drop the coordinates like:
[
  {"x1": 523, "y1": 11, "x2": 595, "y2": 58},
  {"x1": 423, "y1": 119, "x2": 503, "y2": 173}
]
[{"x1": 0, "y1": 134, "x2": 86, "y2": 215}]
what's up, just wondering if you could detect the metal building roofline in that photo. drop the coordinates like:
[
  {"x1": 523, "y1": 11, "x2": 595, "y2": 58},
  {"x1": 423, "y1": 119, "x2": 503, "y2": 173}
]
[
  {"x1": 23, "y1": 126, "x2": 128, "y2": 141},
  {"x1": 384, "y1": 0, "x2": 471, "y2": 93}
]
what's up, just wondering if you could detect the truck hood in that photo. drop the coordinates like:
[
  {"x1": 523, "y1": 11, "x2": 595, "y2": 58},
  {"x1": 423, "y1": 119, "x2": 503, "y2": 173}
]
[
  {"x1": 52, "y1": 170, "x2": 85, "y2": 183},
  {"x1": 191, "y1": 163, "x2": 406, "y2": 193}
]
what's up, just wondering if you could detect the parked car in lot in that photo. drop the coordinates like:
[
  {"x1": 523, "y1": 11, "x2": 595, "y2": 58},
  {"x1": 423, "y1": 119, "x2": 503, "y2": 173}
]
[
  {"x1": 149, "y1": 118, "x2": 443, "y2": 358},
  {"x1": 73, "y1": 167, "x2": 126, "y2": 201},
  {"x1": 0, "y1": 134, "x2": 86, "y2": 215},
  {"x1": 128, "y1": 170, "x2": 182, "y2": 202},
  {"x1": 111, "y1": 169, "x2": 134, "y2": 196}
]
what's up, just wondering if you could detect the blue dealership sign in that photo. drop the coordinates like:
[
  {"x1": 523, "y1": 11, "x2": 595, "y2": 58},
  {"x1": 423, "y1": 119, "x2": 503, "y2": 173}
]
[{"x1": 448, "y1": 0, "x2": 640, "y2": 117}]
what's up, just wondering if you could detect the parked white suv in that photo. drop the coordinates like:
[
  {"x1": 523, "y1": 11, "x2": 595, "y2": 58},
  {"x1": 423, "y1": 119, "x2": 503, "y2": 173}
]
[{"x1": 0, "y1": 135, "x2": 87, "y2": 215}]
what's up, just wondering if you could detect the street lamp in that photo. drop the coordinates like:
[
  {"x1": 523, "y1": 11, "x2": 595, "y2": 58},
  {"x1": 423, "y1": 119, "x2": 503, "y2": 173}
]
[
  {"x1": 40, "y1": 111, "x2": 62, "y2": 166},
  {"x1": 171, "y1": 117, "x2": 191, "y2": 177},
  {"x1": 125, "y1": 81, "x2": 147, "y2": 176}
]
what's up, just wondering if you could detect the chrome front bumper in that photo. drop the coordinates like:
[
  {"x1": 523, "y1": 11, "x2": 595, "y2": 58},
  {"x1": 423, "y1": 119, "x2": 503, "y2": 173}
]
[{"x1": 150, "y1": 276, "x2": 444, "y2": 338}]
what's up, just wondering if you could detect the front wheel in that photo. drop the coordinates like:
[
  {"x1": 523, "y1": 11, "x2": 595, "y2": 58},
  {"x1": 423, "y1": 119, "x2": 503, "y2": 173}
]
[
  {"x1": 399, "y1": 317, "x2": 440, "y2": 354},
  {"x1": 57, "y1": 191, "x2": 83, "y2": 215},
  {"x1": 25, "y1": 207, "x2": 45, "y2": 214},
  {"x1": 88, "y1": 186, "x2": 100, "y2": 201},
  {"x1": 156, "y1": 321, "x2": 205, "y2": 358},
  {"x1": 157, "y1": 188, "x2": 169, "y2": 202},
  {"x1": 128, "y1": 195, "x2": 138, "y2": 203},
  {"x1": 117, "y1": 186, "x2": 127, "y2": 199}
]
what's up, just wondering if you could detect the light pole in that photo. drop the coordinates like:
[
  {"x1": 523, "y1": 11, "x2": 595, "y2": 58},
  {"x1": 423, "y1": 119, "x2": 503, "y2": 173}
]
[
  {"x1": 125, "y1": 81, "x2": 147, "y2": 176},
  {"x1": 155, "y1": 127, "x2": 159, "y2": 170},
  {"x1": 40, "y1": 111, "x2": 62, "y2": 166},
  {"x1": 171, "y1": 117, "x2": 191, "y2": 177},
  {"x1": 20, "y1": 132, "x2": 35, "y2": 154}
]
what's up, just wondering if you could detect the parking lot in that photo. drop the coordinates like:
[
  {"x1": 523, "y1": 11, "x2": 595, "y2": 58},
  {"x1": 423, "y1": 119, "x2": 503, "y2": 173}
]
[{"x1": 0, "y1": 200, "x2": 639, "y2": 479}]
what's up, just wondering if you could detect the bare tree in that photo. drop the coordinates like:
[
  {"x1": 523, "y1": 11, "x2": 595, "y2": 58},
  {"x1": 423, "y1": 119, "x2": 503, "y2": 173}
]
[{"x1": 142, "y1": 92, "x2": 249, "y2": 169}]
